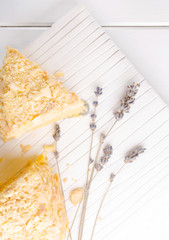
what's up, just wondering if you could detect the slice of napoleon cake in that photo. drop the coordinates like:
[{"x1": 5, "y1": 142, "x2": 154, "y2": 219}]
[
  {"x1": 0, "y1": 47, "x2": 87, "y2": 141},
  {"x1": 0, "y1": 154, "x2": 68, "y2": 240}
]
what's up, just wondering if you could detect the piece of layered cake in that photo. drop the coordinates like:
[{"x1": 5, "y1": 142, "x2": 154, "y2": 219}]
[
  {"x1": 0, "y1": 47, "x2": 87, "y2": 141},
  {"x1": 0, "y1": 154, "x2": 68, "y2": 240}
]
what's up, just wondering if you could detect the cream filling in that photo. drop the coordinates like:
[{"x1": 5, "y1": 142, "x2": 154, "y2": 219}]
[{"x1": 2, "y1": 100, "x2": 86, "y2": 141}]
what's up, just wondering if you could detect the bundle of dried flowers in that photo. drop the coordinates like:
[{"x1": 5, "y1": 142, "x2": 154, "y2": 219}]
[
  {"x1": 64, "y1": 82, "x2": 144, "y2": 240},
  {"x1": 78, "y1": 83, "x2": 141, "y2": 240},
  {"x1": 90, "y1": 146, "x2": 146, "y2": 239}
]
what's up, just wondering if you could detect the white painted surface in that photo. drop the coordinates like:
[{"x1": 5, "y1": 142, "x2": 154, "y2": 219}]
[
  {"x1": 1, "y1": 0, "x2": 169, "y2": 25},
  {"x1": 0, "y1": 1, "x2": 169, "y2": 240},
  {"x1": 105, "y1": 27, "x2": 169, "y2": 105}
]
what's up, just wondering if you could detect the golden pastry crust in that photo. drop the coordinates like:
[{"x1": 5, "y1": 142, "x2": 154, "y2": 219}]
[
  {"x1": 0, "y1": 47, "x2": 87, "y2": 141},
  {"x1": 0, "y1": 155, "x2": 68, "y2": 240}
]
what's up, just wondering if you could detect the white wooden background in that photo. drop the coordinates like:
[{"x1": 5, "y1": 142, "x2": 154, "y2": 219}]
[{"x1": 0, "y1": 1, "x2": 169, "y2": 240}]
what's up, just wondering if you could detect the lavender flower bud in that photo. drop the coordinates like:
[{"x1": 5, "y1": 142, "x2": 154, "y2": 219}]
[
  {"x1": 95, "y1": 163, "x2": 103, "y2": 172},
  {"x1": 53, "y1": 132, "x2": 60, "y2": 141},
  {"x1": 126, "y1": 97, "x2": 135, "y2": 104},
  {"x1": 100, "y1": 156, "x2": 108, "y2": 165},
  {"x1": 94, "y1": 87, "x2": 103, "y2": 97},
  {"x1": 100, "y1": 133, "x2": 106, "y2": 143},
  {"x1": 93, "y1": 101, "x2": 98, "y2": 107},
  {"x1": 137, "y1": 147, "x2": 146, "y2": 154},
  {"x1": 54, "y1": 151, "x2": 59, "y2": 159},
  {"x1": 110, "y1": 173, "x2": 115, "y2": 182},
  {"x1": 114, "y1": 110, "x2": 124, "y2": 121},
  {"x1": 90, "y1": 123, "x2": 96, "y2": 131},
  {"x1": 124, "y1": 146, "x2": 146, "y2": 163},
  {"x1": 91, "y1": 113, "x2": 97, "y2": 119},
  {"x1": 89, "y1": 158, "x2": 94, "y2": 164},
  {"x1": 103, "y1": 145, "x2": 113, "y2": 156},
  {"x1": 53, "y1": 124, "x2": 60, "y2": 141},
  {"x1": 120, "y1": 100, "x2": 130, "y2": 113}
]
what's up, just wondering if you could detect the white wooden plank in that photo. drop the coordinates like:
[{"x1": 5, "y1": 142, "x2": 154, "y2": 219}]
[
  {"x1": 79, "y1": 0, "x2": 169, "y2": 26},
  {"x1": 0, "y1": 0, "x2": 77, "y2": 25},
  {"x1": 104, "y1": 27, "x2": 169, "y2": 105},
  {"x1": 1, "y1": 0, "x2": 169, "y2": 25},
  {"x1": 0, "y1": 28, "x2": 46, "y2": 64}
]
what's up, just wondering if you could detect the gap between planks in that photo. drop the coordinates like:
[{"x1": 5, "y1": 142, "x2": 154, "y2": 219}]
[{"x1": 1, "y1": 24, "x2": 169, "y2": 29}]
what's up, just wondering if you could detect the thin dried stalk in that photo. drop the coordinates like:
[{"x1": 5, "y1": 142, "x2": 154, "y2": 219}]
[
  {"x1": 86, "y1": 132, "x2": 94, "y2": 183},
  {"x1": 78, "y1": 119, "x2": 117, "y2": 240},
  {"x1": 67, "y1": 202, "x2": 82, "y2": 240},
  {"x1": 91, "y1": 172, "x2": 98, "y2": 182},
  {"x1": 78, "y1": 188, "x2": 89, "y2": 240},
  {"x1": 78, "y1": 91, "x2": 101, "y2": 240},
  {"x1": 90, "y1": 181, "x2": 112, "y2": 240},
  {"x1": 86, "y1": 100, "x2": 97, "y2": 184},
  {"x1": 90, "y1": 163, "x2": 126, "y2": 240},
  {"x1": 105, "y1": 119, "x2": 117, "y2": 138},
  {"x1": 55, "y1": 151, "x2": 73, "y2": 240},
  {"x1": 115, "y1": 162, "x2": 126, "y2": 175}
]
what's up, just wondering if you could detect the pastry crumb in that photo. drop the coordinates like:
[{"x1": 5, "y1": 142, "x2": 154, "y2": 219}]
[
  {"x1": 55, "y1": 72, "x2": 64, "y2": 78},
  {"x1": 69, "y1": 188, "x2": 84, "y2": 206},
  {"x1": 66, "y1": 163, "x2": 71, "y2": 168},
  {"x1": 20, "y1": 144, "x2": 32, "y2": 153},
  {"x1": 98, "y1": 217, "x2": 103, "y2": 222},
  {"x1": 43, "y1": 143, "x2": 56, "y2": 153},
  {"x1": 63, "y1": 178, "x2": 68, "y2": 183},
  {"x1": 71, "y1": 178, "x2": 77, "y2": 182}
]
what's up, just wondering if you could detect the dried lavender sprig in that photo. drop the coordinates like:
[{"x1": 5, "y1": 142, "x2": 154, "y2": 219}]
[
  {"x1": 94, "y1": 87, "x2": 103, "y2": 97},
  {"x1": 91, "y1": 82, "x2": 140, "y2": 181},
  {"x1": 87, "y1": 86, "x2": 102, "y2": 182},
  {"x1": 124, "y1": 146, "x2": 146, "y2": 163},
  {"x1": 90, "y1": 145, "x2": 146, "y2": 240},
  {"x1": 53, "y1": 125, "x2": 73, "y2": 240},
  {"x1": 53, "y1": 124, "x2": 61, "y2": 141},
  {"x1": 92, "y1": 145, "x2": 113, "y2": 182},
  {"x1": 95, "y1": 145, "x2": 113, "y2": 172},
  {"x1": 114, "y1": 82, "x2": 140, "y2": 121},
  {"x1": 79, "y1": 87, "x2": 102, "y2": 240},
  {"x1": 79, "y1": 83, "x2": 140, "y2": 239}
]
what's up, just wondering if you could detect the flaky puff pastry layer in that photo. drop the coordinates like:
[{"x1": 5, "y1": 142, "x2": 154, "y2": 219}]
[
  {"x1": 0, "y1": 155, "x2": 68, "y2": 240},
  {"x1": 0, "y1": 47, "x2": 87, "y2": 141}
]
